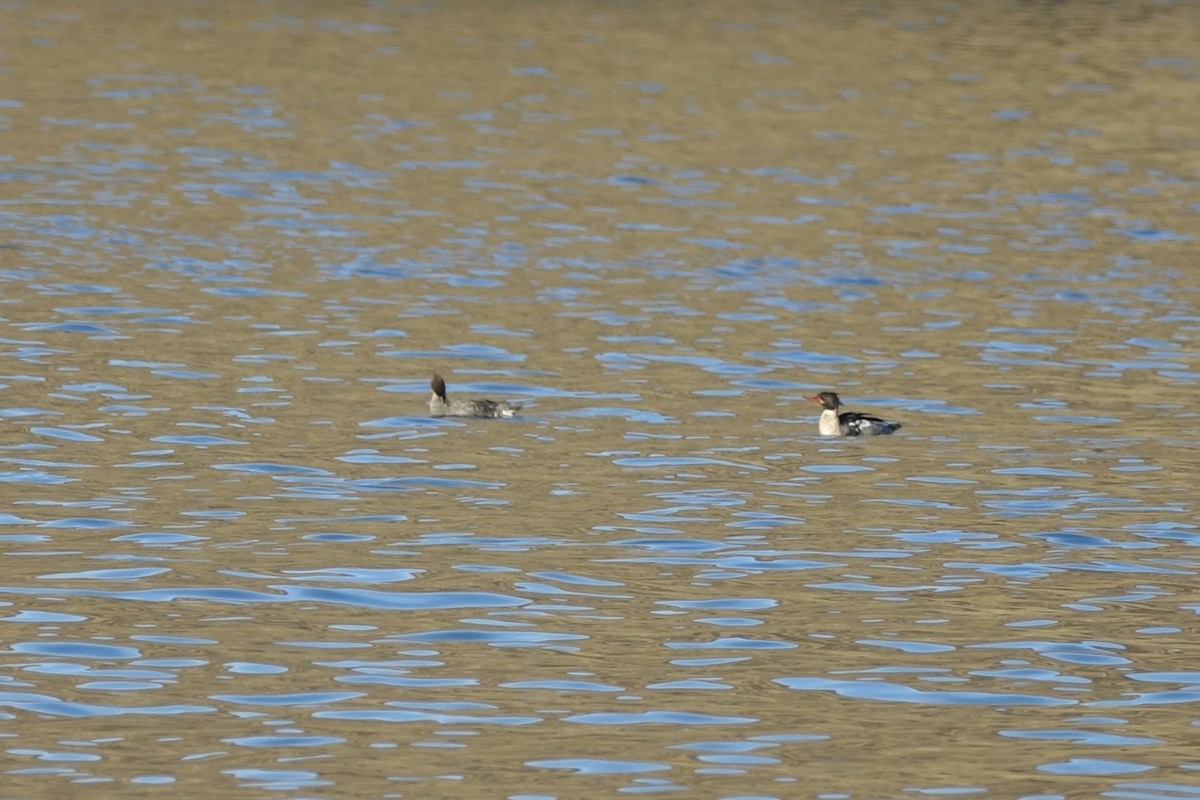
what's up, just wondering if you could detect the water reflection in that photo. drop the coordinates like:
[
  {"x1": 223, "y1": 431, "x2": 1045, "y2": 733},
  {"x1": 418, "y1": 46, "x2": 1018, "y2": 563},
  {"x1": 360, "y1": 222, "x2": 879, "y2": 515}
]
[{"x1": 3, "y1": 1, "x2": 1200, "y2": 798}]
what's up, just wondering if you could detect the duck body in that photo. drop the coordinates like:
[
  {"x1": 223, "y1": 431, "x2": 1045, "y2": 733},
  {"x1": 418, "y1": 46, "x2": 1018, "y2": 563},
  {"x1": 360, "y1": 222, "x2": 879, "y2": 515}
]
[
  {"x1": 429, "y1": 373, "x2": 519, "y2": 418},
  {"x1": 808, "y1": 391, "x2": 900, "y2": 437}
]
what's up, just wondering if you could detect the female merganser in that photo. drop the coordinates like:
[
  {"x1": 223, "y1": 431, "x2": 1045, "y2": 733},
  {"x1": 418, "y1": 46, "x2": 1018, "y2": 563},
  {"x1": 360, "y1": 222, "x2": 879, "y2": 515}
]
[
  {"x1": 808, "y1": 391, "x2": 900, "y2": 436},
  {"x1": 429, "y1": 373, "x2": 519, "y2": 418}
]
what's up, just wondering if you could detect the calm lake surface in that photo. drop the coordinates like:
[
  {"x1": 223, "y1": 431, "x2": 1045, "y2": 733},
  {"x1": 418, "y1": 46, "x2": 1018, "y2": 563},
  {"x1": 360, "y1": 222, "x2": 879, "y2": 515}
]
[{"x1": 3, "y1": 1, "x2": 1200, "y2": 797}]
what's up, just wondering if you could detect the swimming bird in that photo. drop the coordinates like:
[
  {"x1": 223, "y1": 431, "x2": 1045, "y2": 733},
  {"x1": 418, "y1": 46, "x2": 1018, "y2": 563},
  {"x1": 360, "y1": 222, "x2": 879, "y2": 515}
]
[
  {"x1": 807, "y1": 391, "x2": 901, "y2": 436},
  {"x1": 429, "y1": 373, "x2": 519, "y2": 418}
]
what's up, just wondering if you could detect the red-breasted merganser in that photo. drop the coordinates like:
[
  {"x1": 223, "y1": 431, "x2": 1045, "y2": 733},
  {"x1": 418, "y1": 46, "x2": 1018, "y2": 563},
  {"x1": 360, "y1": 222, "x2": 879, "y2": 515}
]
[
  {"x1": 807, "y1": 391, "x2": 901, "y2": 436},
  {"x1": 429, "y1": 373, "x2": 520, "y2": 418}
]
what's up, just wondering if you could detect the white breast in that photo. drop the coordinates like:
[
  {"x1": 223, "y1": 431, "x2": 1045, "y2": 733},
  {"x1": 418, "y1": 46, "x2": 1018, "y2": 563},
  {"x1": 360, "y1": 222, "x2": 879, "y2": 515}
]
[{"x1": 818, "y1": 409, "x2": 843, "y2": 436}]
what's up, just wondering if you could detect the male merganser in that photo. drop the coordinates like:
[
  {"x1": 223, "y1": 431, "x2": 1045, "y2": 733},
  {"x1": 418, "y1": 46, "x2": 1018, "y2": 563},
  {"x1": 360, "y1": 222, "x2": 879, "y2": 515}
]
[
  {"x1": 429, "y1": 373, "x2": 519, "y2": 418},
  {"x1": 807, "y1": 391, "x2": 901, "y2": 436}
]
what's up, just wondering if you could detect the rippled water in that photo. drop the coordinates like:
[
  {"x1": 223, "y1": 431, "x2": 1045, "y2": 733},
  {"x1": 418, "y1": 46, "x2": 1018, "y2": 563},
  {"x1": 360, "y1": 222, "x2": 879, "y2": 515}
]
[{"x1": 3, "y1": 2, "x2": 1200, "y2": 798}]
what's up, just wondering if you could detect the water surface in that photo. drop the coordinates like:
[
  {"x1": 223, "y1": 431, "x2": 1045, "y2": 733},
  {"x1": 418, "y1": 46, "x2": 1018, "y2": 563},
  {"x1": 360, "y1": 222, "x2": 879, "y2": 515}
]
[{"x1": 3, "y1": 2, "x2": 1200, "y2": 798}]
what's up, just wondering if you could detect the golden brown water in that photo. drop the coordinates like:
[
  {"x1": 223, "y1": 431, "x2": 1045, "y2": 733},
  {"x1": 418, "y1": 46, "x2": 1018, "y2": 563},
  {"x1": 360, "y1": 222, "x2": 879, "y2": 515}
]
[{"x1": 3, "y1": 1, "x2": 1200, "y2": 797}]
